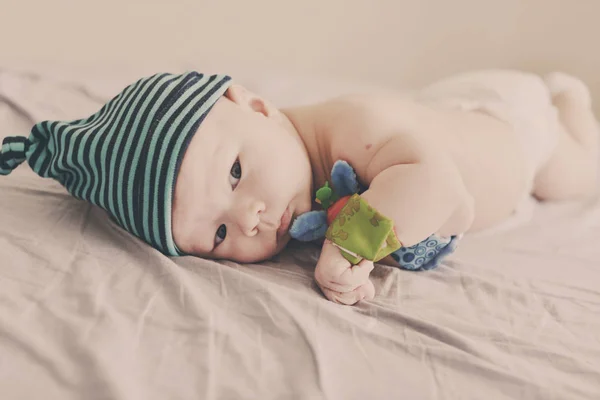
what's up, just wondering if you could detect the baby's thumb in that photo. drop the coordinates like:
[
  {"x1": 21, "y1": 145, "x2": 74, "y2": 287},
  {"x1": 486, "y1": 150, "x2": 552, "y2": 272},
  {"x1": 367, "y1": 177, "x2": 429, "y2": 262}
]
[{"x1": 359, "y1": 279, "x2": 376, "y2": 301}]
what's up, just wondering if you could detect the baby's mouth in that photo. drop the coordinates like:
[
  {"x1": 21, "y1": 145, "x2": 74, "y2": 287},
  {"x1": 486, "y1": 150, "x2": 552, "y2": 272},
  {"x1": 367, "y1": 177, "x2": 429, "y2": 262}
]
[{"x1": 276, "y1": 206, "x2": 293, "y2": 239}]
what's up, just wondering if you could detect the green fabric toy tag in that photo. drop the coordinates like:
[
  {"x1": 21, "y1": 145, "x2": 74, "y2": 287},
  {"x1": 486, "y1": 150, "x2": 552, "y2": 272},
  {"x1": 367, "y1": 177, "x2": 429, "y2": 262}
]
[{"x1": 324, "y1": 194, "x2": 402, "y2": 264}]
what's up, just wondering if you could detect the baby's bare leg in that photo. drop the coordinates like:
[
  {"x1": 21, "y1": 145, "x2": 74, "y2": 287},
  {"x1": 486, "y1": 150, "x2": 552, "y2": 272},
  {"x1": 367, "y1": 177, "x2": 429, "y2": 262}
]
[{"x1": 533, "y1": 73, "x2": 599, "y2": 200}]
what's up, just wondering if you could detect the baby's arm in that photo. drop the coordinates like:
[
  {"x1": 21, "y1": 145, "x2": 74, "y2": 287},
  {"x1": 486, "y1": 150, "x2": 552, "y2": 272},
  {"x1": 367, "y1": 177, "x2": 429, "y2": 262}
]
[
  {"x1": 312, "y1": 98, "x2": 475, "y2": 304},
  {"x1": 359, "y1": 135, "x2": 474, "y2": 247},
  {"x1": 313, "y1": 133, "x2": 474, "y2": 305}
]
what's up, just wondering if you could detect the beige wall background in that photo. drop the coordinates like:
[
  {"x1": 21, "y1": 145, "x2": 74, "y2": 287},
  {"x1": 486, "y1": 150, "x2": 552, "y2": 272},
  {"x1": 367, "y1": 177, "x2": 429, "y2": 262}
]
[{"x1": 1, "y1": 0, "x2": 598, "y2": 111}]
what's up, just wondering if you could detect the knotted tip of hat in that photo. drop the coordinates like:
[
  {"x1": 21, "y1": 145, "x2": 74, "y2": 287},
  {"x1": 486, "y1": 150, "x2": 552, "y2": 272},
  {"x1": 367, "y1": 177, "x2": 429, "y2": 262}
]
[{"x1": 0, "y1": 136, "x2": 31, "y2": 175}]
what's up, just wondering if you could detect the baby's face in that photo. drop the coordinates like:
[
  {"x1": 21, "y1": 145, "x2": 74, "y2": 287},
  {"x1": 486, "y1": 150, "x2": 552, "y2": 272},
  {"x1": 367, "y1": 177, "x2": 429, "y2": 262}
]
[{"x1": 172, "y1": 85, "x2": 313, "y2": 262}]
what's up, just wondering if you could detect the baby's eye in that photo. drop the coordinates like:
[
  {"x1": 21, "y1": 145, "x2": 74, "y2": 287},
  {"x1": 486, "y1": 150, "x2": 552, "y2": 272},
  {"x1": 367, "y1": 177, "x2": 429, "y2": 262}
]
[
  {"x1": 229, "y1": 159, "x2": 242, "y2": 189},
  {"x1": 215, "y1": 224, "x2": 227, "y2": 246}
]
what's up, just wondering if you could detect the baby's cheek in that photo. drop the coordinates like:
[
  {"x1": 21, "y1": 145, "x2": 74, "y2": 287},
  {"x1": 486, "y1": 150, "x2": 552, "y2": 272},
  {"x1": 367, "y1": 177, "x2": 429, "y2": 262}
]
[
  {"x1": 274, "y1": 235, "x2": 291, "y2": 255},
  {"x1": 231, "y1": 237, "x2": 283, "y2": 263}
]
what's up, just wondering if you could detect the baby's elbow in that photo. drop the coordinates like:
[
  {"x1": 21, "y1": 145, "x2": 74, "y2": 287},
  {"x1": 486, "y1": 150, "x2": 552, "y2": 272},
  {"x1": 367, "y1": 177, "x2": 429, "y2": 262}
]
[
  {"x1": 437, "y1": 179, "x2": 475, "y2": 236},
  {"x1": 422, "y1": 156, "x2": 465, "y2": 200},
  {"x1": 454, "y1": 191, "x2": 476, "y2": 233},
  {"x1": 423, "y1": 157, "x2": 474, "y2": 232}
]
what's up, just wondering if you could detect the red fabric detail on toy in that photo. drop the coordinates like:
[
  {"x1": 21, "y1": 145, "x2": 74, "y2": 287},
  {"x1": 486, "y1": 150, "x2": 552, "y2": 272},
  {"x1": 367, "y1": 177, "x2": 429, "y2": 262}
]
[{"x1": 326, "y1": 195, "x2": 351, "y2": 225}]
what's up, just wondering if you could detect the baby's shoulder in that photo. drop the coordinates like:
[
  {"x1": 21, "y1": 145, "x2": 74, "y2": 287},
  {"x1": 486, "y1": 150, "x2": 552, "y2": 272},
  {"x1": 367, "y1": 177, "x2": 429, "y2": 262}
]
[
  {"x1": 318, "y1": 92, "x2": 427, "y2": 139},
  {"x1": 314, "y1": 93, "x2": 434, "y2": 183},
  {"x1": 321, "y1": 92, "x2": 432, "y2": 146}
]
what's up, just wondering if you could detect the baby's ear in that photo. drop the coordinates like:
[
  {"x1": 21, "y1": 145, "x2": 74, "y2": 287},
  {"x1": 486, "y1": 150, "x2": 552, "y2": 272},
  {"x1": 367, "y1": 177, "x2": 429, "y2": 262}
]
[{"x1": 225, "y1": 84, "x2": 277, "y2": 117}]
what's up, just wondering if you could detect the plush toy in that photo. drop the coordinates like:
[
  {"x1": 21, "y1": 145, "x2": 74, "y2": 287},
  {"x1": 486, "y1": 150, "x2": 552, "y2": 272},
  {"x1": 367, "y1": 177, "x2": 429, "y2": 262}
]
[
  {"x1": 320, "y1": 193, "x2": 401, "y2": 264},
  {"x1": 289, "y1": 160, "x2": 460, "y2": 270}
]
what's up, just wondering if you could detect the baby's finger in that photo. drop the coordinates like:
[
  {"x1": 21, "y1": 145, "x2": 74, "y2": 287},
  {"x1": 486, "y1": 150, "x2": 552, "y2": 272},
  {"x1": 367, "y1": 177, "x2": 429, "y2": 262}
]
[
  {"x1": 331, "y1": 281, "x2": 374, "y2": 305},
  {"x1": 319, "y1": 280, "x2": 375, "y2": 306},
  {"x1": 320, "y1": 259, "x2": 374, "y2": 293},
  {"x1": 335, "y1": 259, "x2": 374, "y2": 289},
  {"x1": 315, "y1": 240, "x2": 352, "y2": 283},
  {"x1": 361, "y1": 279, "x2": 376, "y2": 301}
]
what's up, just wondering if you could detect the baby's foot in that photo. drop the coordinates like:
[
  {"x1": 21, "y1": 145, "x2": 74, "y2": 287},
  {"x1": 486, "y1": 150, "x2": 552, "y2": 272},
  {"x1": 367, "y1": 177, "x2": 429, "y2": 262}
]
[{"x1": 544, "y1": 72, "x2": 592, "y2": 108}]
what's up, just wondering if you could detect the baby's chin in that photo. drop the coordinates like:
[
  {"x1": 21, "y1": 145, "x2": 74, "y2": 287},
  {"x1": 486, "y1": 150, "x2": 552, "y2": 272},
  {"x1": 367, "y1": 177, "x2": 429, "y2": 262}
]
[{"x1": 231, "y1": 235, "x2": 291, "y2": 263}]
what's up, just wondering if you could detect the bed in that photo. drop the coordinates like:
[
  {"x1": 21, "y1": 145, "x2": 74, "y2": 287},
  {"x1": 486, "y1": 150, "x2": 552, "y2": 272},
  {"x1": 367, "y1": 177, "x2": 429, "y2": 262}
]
[{"x1": 1, "y1": 67, "x2": 599, "y2": 400}]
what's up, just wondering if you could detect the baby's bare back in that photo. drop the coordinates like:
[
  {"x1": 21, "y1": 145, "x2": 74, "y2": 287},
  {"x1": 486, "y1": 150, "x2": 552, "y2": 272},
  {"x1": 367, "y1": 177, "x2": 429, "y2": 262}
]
[{"x1": 319, "y1": 94, "x2": 529, "y2": 232}]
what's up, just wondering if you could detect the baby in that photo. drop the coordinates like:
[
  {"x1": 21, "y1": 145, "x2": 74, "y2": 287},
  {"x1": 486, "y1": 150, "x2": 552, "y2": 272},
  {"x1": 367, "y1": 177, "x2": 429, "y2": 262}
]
[
  {"x1": 171, "y1": 69, "x2": 599, "y2": 304},
  {"x1": 1, "y1": 70, "x2": 598, "y2": 306}
]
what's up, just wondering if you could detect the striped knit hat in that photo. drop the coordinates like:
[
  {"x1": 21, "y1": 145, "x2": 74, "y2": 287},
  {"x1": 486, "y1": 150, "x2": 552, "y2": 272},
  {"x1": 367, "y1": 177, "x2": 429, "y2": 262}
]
[{"x1": 0, "y1": 71, "x2": 232, "y2": 256}]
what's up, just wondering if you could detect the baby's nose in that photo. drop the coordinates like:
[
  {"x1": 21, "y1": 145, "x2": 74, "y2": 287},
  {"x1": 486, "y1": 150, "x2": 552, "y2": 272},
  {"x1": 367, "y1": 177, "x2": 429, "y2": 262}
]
[{"x1": 234, "y1": 199, "x2": 266, "y2": 236}]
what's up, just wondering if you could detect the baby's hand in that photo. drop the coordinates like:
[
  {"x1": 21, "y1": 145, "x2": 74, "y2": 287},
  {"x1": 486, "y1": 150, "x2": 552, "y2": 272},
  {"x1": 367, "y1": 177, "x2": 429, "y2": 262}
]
[{"x1": 314, "y1": 239, "x2": 376, "y2": 305}]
